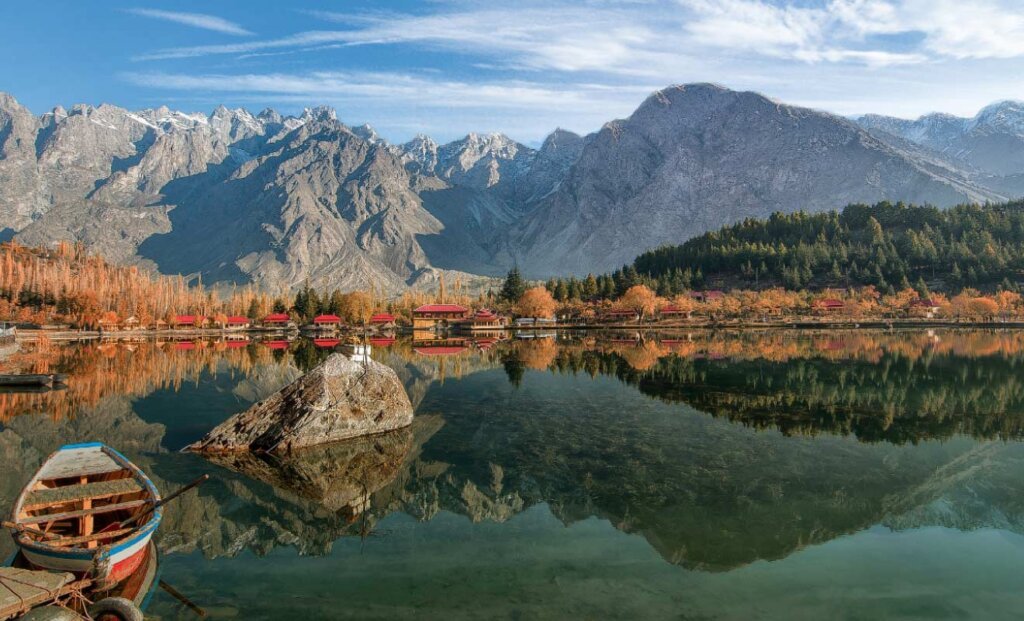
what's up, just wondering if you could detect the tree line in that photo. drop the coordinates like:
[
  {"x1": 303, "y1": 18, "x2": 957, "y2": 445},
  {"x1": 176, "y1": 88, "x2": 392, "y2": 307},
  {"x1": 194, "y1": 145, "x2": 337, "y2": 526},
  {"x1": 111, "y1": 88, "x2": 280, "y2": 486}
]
[{"x1": 540, "y1": 200, "x2": 1024, "y2": 300}]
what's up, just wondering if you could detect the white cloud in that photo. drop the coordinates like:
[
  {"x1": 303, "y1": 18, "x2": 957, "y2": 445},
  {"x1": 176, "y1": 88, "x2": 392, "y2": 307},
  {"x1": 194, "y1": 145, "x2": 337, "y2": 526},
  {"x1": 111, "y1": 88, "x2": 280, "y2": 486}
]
[
  {"x1": 127, "y1": 8, "x2": 253, "y2": 36},
  {"x1": 118, "y1": 1, "x2": 1024, "y2": 140}
]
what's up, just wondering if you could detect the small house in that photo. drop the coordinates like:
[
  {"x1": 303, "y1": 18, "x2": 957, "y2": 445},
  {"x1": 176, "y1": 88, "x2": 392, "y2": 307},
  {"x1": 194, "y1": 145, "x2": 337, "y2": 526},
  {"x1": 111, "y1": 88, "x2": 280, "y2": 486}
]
[
  {"x1": 460, "y1": 309, "x2": 506, "y2": 332},
  {"x1": 369, "y1": 312, "x2": 397, "y2": 328},
  {"x1": 815, "y1": 299, "x2": 845, "y2": 314},
  {"x1": 659, "y1": 305, "x2": 690, "y2": 319},
  {"x1": 313, "y1": 314, "x2": 342, "y2": 329},
  {"x1": 910, "y1": 298, "x2": 941, "y2": 319},
  {"x1": 263, "y1": 313, "x2": 291, "y2": 328},
  {"x1": 226, "y1": 316, "x2": 251, "y2": 330},
  {"x1": 174, "y1": 315, "x2": 206, "y2": 329},
  {"x1": 601, "y1": 309, "x2": 639, "y2": 323},
  {"x1": 412, "y1": 304, "x2": 470, "y2": 330}
]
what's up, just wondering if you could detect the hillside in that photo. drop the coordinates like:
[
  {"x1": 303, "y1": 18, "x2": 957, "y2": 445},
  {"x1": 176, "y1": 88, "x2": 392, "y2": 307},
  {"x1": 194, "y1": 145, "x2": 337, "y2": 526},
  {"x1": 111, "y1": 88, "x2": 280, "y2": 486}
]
[{"x1": 621, "y1": 200, "x2": 1024, "y2": 294}]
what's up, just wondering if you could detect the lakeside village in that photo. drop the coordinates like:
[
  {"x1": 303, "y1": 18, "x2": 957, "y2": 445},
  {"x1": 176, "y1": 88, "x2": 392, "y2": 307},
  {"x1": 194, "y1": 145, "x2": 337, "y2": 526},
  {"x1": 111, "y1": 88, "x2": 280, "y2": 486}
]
[{"x1": 3, "y1": 241, "x2": 1024, "y2": 343}]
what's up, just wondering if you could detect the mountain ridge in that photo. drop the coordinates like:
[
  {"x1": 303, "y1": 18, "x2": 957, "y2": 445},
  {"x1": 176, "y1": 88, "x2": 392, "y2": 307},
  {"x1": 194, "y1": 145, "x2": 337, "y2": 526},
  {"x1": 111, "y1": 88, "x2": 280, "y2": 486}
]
[{"x1": 0, "y1": 84, "x2": 1018, "y2": 290}]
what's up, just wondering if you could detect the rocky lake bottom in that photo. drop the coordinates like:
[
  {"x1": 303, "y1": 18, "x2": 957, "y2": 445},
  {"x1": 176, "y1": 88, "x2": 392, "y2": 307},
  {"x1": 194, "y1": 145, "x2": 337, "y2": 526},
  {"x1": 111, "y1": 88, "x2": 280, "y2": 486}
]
[{"x1": 4, "y1": 329, "x2": 1024, "y2": 619}]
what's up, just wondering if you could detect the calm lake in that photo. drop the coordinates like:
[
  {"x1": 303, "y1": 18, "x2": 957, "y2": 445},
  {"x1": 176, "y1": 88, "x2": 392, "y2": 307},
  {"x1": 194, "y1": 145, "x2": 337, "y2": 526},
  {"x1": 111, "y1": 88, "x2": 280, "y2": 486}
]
[{"x1": 4, "y1": 330, "x2": 1024, "y2": 619}]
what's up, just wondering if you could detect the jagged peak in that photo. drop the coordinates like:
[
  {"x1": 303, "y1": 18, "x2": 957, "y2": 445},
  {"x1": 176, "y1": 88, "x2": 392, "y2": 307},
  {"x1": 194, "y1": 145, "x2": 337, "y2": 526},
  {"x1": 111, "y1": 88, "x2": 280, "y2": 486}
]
[
  {"x1": 257, "y1": 108, "x2": 283, "y2": 124},
  {"x1": 300, "y1": 105, "x2": 337, "y2": 123}
]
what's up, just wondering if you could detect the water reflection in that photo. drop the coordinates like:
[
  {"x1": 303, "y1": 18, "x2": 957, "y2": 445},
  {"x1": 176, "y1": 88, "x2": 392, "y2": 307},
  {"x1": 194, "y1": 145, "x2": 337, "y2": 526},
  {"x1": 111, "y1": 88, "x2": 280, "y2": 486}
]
[{"x1": 4, "y1": 330, "x2": 1024, "y2": 597}]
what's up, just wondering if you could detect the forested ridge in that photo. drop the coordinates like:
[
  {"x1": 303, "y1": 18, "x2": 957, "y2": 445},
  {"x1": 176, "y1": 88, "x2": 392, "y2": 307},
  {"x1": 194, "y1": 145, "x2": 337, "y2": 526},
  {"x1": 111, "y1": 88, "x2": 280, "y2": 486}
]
[{"x1": 554, "y1": 200, "x2": 1024, "y2": 298}]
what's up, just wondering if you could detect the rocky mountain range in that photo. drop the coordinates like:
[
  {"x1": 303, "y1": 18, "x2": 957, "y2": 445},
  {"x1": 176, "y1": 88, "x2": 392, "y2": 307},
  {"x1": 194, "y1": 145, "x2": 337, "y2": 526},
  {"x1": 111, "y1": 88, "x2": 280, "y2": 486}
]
[{"x1": 0, "y1": 83, "x2": 1020, "y2": 290}]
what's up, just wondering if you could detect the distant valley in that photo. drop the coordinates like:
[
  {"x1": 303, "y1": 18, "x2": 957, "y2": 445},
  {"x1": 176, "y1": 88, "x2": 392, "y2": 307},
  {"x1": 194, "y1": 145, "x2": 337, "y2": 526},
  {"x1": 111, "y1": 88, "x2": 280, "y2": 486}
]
[{"x1": 1, "y1": 83, "x2": 1022, "y2": 292}]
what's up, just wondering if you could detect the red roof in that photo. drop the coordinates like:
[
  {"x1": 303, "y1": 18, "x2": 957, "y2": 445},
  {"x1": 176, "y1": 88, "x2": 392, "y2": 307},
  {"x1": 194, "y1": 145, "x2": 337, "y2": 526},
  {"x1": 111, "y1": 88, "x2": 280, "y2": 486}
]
[
  {"x1": 313, "y1": 314, "x2": 342, "y2": 324},
  {"x1": 369, "y1": 336, "x2": 396, "y2": 346},
  {"x1": 175, "y1": 315, "x2": 198, "y2": 325},
  {"x1": 263, "y1": 313, "x2": 290, "y2": 323},
  {"x1": 474, "y1": 309, "x2": 498, "y2": 319},
  {"x1": 660, "y1": 305, "x2": 687, "y2": 314},
  {"x1": 265, "y1": 340, "x2": 290, "y2": 349},
  {"x1": 225, "y1": 340, "x2": 249, "y2": 348},
  {"x1": 226, "y1": 316, "x2": 249, "y2": 325},
  {"x1": 313, "y1": 338, "x2": 341, "y2": 348},
  {"x1": 413, "y1": 304, "x2": 469, "y2": 314},
  {"x1": 175, "y1": 341, "x2": 196, "y2": 350},
  {"x1": 369, "y1": 313, "x2": 396, "y2": 324}
]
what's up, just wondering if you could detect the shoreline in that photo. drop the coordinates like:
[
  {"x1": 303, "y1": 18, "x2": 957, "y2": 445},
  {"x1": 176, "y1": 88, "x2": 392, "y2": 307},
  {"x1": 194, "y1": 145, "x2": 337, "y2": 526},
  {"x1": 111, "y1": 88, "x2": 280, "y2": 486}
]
[{"x1": 13, "y1": 318, "x2": 1024, "y2": 342}]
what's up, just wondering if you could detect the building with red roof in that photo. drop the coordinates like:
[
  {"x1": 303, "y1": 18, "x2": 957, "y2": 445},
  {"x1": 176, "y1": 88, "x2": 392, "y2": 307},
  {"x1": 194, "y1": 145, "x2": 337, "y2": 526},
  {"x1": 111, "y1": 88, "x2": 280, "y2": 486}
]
[
  {"x1": 174, "y1": 315, "x2": 206, "y2": 329},
  {"x1": 369, "y1": 312, "x2": 397, "y2": 326},
  {"x1": 659, "y1": 305, "x2": 690, "y2": 317},
  {"x1": 814, "y1": 298, "x2": 845, "y2": 313},
  {"x1": 313, "y1": 338, "x2": 341, "y2": 348},
  {"x1": 412, "y1": 304, "x2": 470, "y2": 330},
  {"x1": 262, "y1": 313, "x2": 291, "y2": 327},
  {"x1": 226, "y1": 316, "x2": 250, "y2": 329},
  {"x1": 460, "y1": 309, "x2": 506, "y2": 332},
  {"x1": 313, "y1": 314, "x2": 342, "y2": 327}
]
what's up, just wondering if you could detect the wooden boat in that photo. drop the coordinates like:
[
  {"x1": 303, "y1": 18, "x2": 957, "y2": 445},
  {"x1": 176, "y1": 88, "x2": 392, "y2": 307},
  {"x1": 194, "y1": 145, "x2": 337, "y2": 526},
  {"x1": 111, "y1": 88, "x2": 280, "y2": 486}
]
[
  {"x1": 0, "y1": 374, "x2": 56, "y2": 387},
  {"x1": 9, "y1": 443, "x2": 162, "y2": 590}
]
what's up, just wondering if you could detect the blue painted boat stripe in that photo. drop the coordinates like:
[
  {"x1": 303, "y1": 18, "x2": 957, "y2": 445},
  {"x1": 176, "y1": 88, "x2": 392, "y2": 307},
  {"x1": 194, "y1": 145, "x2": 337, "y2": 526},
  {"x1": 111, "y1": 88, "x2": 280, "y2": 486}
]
[{"x1": 59, "y1": 441, "x2": 105, "y2": 450}]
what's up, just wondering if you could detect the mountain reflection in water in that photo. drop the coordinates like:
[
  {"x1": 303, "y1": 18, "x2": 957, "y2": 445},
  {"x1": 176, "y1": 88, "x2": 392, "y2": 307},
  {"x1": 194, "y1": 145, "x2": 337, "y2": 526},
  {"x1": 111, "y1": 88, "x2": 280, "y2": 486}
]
[{"x1": 3, "y1": 330, "x2": 1024, "y2": 617}]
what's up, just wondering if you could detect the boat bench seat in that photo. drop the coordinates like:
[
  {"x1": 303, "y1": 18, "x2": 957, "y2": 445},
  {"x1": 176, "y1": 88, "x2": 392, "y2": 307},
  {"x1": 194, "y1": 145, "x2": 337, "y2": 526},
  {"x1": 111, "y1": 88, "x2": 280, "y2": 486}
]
[{"x1": 24, "y1": 478, "x2": 144, "y2": 510}]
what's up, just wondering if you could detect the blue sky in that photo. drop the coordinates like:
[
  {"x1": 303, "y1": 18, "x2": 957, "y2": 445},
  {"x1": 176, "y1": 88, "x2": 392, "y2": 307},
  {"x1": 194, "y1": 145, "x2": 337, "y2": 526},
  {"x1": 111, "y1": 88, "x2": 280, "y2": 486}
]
[{"x1": 4, "y1": 0, "x2": 1024, "y2": 143}]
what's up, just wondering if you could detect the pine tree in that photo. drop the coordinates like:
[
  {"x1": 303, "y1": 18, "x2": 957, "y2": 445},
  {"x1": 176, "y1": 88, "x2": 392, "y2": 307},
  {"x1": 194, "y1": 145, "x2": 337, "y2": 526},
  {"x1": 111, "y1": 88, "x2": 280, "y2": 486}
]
[{"x1": 499, "y1": 266, "x2": 527, "y2": 302}]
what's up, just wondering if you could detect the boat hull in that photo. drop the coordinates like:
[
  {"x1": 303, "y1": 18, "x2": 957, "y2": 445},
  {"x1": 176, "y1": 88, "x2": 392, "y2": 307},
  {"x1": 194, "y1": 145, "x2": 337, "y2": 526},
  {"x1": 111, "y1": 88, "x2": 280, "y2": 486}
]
[{"x1": 18, "y1": 517, "x2": 159, "y2": 589}]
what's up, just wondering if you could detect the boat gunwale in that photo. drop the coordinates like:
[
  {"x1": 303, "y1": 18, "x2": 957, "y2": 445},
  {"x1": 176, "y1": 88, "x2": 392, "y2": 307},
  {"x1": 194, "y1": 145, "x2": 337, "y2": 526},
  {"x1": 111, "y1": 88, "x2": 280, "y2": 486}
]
[{"x1": 10, "y1": 443, "x2": 162, "y2": 558}]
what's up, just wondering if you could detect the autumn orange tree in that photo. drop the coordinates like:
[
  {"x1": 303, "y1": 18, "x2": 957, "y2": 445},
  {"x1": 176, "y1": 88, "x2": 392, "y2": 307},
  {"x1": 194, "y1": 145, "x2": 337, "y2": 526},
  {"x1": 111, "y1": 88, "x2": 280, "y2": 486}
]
[
  {"x1": 618, "y1": 285, "x2": 658, "y2": 321},
  {"x1": 515, "y1": 286, "x2": 557, "y2": 319}
]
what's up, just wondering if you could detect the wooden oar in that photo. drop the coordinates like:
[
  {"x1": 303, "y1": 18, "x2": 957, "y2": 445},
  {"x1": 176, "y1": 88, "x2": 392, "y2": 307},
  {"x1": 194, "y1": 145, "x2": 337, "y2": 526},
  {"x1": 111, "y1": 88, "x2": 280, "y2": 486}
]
[
  {"x1": 1, "y1": 520, "x2": 61, "y2": 540},
  {"x1": 112, "y1": 474, "x2": 210, "y2": 532},
  {"x1": 159, "y1": 579, "x2": 208, "y2": 617}
]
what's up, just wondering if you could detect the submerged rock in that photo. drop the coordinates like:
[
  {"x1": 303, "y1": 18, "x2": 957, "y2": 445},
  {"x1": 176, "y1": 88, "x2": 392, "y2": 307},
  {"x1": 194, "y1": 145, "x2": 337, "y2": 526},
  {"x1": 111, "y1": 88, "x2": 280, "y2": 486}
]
[
  {"x1": 186, "y1": 353, "x2": 413, "y2": 453},
  {"x1": 199, "y1": 428, "x2": 414, "y2": 515}
]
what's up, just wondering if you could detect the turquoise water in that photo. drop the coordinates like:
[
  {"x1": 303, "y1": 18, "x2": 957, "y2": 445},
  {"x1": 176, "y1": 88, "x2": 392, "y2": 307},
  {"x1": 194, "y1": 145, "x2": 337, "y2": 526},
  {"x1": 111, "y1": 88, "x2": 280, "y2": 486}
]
[{"x1": 4, "y1": 331, "x2": 1024, "y2": 619}]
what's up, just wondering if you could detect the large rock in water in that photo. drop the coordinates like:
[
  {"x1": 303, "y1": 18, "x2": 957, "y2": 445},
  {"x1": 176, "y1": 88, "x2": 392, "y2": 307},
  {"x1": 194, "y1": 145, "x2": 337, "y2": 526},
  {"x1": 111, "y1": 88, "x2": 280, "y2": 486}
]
[{"x1": 187, "y1": 353, "x2": 413, "y2": 453}]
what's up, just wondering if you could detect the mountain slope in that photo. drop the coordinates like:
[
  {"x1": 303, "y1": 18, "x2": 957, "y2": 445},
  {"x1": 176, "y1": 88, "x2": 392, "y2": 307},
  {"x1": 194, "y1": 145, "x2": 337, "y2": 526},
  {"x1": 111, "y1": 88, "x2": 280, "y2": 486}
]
[
  {"x1": 0, "y1": 85, "x2": 1011, "y2": 289},
  {"x1": 509, "y1": 84, "x2": 1002, "y2": 276}
]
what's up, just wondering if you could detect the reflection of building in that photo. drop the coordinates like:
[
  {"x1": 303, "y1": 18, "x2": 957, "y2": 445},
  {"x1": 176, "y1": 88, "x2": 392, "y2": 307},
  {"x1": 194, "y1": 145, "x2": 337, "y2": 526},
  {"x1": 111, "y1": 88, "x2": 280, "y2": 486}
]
[
  {"x1": 413, "y1": 337, "x2": 469, "y2": 356},
  {"x1": 412, "y1": 304, "x2": 469, "y2": 330}
]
